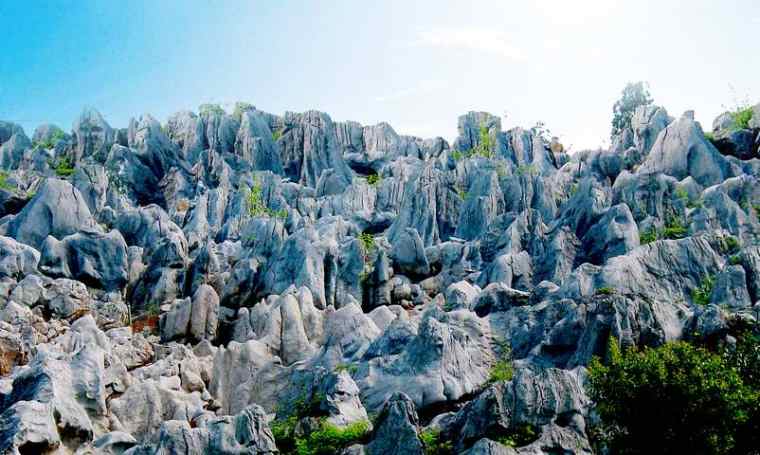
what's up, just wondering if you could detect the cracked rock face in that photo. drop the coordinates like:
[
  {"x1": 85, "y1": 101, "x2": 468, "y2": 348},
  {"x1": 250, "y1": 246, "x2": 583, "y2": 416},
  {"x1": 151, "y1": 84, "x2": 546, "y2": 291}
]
[{"x1": 0, "y1": 103, "x2": 757, "y2": 453}]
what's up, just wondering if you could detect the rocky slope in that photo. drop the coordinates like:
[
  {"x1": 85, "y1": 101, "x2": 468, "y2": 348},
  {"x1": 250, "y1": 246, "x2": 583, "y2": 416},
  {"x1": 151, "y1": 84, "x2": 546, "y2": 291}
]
[{"x1": 0, "y1": 101, "x2": 758, "y2": 454}]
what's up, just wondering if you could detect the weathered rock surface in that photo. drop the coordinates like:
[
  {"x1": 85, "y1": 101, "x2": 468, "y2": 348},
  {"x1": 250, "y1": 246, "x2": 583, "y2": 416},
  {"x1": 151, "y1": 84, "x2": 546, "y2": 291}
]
[{"x1": 0, "y1": 102, "x2": 757, "y2": 453}]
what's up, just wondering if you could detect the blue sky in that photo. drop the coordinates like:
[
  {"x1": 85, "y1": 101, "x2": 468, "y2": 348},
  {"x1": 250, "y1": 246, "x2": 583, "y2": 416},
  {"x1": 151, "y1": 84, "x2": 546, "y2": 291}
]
[{"x1": 1, "y1": 0, "x2": 758, "y2": 150}]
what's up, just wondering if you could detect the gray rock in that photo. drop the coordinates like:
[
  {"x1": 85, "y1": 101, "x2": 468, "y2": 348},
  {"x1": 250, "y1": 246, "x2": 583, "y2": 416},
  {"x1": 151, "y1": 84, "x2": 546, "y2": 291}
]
[
  {"x1": 73, "y1": 107, "x2": 115, "y2": 162},
  {"x1": 0, "y1": 236, "x2": 39, "y2": 279},
  {"x1": 6, "y1": 178, "x2": 98, "y2": 249},
  {"x1": 391, "y1": 228, "x2": 430, "y2": 276},
  {"x1": 639, "y1": 111, "x2": 737, "y2": 186},
  {"x1": 39, "y1": 230, "x2": 128, "y2": 290},
  {"x1": 365, "y1": 392, "x2": 423, "y2": 455}
]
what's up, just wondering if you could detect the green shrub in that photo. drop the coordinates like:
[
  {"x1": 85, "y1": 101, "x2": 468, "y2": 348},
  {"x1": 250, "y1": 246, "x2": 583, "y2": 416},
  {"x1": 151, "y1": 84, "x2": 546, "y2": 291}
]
[
  {"x1": 335, "y1": 363, "x2": 358, "y2": 375},
  {"x1": 704, "y1": 131, "x2": 715, "y2": 142},
  {"x1": 732, "y1": 106, "x2": 754, "y2": 130},
  {"x1": 662, "y1": 217, "x2": 688, "y2": 240},
  {"x1": 358, "y1": 232, "x2": 375, "y2": 257},
  {"x1": 674, "y1": 187, "x2": 689, "y2": 202},
  {"x1": 515, "y1": 164, "x2": 537, "y2": 176},
  {"x1": 51, "y1": 156, "x2": 75, "y2": 177},
  {"x1": 639, "y1": 227, "x2": 658, "y2": 245},
  {"x1": 596, "y1": 287, "x2": 615, "y2": 296},
  {"x1": 245, "y1": 179, "x2": 269, "y2": 218},
  {"x1": 294, "y1": 419, "x2": 371, "y2": 455},
  {"x1": 493, "y1": 424, "x2": 538, "y2": 448},
  {"x1": 721, "y1": 235, "x2": 741, "y2": 254},
  {"x1": 271, "y1": 416, "x2": 299, "y2": 453},
  {"x1": 272, "y1": 128, "x2": 284, "y2": 141},
  {"x1": 232, "y1": 101, "x2": 254, "y2": 119},
  {"x1": 691, "y1": 275, "x2": 715, "y2": 306},
  {"x1": 729, "y1": 254, "x2": 743, "y2": 266},
  {"x1": 588, "y1": 338, "x2": 758, "y2": 455},
  {"x1": 473, "y1": 124, "x2": 495, "y2": 158},
  {"x1": 611, "y1": 81, "x2": 653, "y2": 137},
  {"x1": 366, "y1": 173, "x2": 381, "y2": 186},
  {"x1": 420, "y1": 428, "x2": 454, "y2": 455},
  {"x1": 36, "y1": 128, "x2": 66, "y2": 149},
  {"x1": 488, "y1": 343, "x2": 513, "y2": 384},
  {"x1": 199, "y1": 103, "x2": 225, "y2": 116},
  {"x1": 0, "y1": 171, "x2": 14, "y2": 191},
  {"x1": 450, "y1": 150, "x2": 463, "y2": 161}
]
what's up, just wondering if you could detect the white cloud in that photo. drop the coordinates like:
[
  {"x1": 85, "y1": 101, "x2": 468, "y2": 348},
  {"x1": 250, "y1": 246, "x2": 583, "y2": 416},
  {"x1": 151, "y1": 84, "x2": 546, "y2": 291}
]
[
  {"x1": 374, "y1": 79, "x2": 446, "y2": 103},
  {"x1": 414, "y1": 27, "x2": 526, "y2": 61}
]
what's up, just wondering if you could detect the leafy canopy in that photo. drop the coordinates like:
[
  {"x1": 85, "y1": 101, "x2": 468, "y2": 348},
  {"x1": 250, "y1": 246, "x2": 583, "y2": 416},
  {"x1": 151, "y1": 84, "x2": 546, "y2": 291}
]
[
  {"x1": 611, "y1": 81, "x2": 653, "y2": 137},
  {"x1": 588, "y1": 338, "x2": 760, "y2": 455}
]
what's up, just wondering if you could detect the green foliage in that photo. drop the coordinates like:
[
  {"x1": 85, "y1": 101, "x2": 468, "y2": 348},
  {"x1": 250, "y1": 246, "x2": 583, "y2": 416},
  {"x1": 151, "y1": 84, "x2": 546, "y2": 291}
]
[
  {"x1": 729, "y1": 254, "x2": 743, "y2": 266},
  {"x1": 0, "y1": 171, "x2": 14, "y2": 191},
  {"x1": 515, "y1": 164, "x2": 537, "y2": 177},
  {"x1": 271, "y1": 416, "x2": 299, "y2": 453},
  {"x1": 691, "y1": 275, "x2": 715, "y2": 306},
  {"x1": 473, "y1": 124, "x2": 495, "y2": 158},
  {"x1": 51, "y1": 156, "x2": 75, "y2": 177},
  {"x1": 704, "y1": 131, "x2": 715, "y2": 142},
  {"x1": 232, "y1": 101, "x2": 254, "y2": 119},
  {"x1": 493, "y1": 424, "x2": 539, "y2": 448},
  {"x1": 450, "y1": 150, "x2": 463, "y2": 161},
  {"x1": 335, "y1": 363, "x2": 358, "y2": 375},
  {"x1": 588, "y1": 339, "x2": 759, "y2": 455},
  {"x1": 488, "y1": 344, "x2": 513, "y2": 384},
  {"x1": 366, "y1": 173, "x2": 381, "y2": 186},
  {"x1": 596, "y1": 286, "x2": 616, "y2": 296},
  {"x1": 753, "y1": 204, "x2": 760, "y2": 223},
  {"x1": 639, "y1": 227, "x2": 658, "y2": 245},
  {"x1": 662, "y1": 216, "x2": 688, "y2": 240},
  {"x1": 36, "y1": 128, "x2": 66, "y2": 149},
  {"x1": 456, "y1": 184, "x2": 467, "y2": 200},
  {"x1": 420, "y1": 428, "x2": 454, "y2": 455},
  {"x1": 731, "y1": 106, "x2": 754, "y2": 130},
  {"x1": 674, "y1": 187, "x2": 689, "y2": 202},
  {"x1": 272, "y1": 128, "x2": 284, "y2": 141},
  {"x1": 245, "y1": 178, "x2": 287, "y2": 219},
  {"x1": 293, "y1": 419, "x2": 371, "y2": 455},
  {"x1": 246, "y1": 178, "x2": 269, "y2": 217},
  {"x1": 358, "y1": 232, "x2": 375, "y2": 257},
  {"x1": 145, "y1": 303, "x2": 160, "y2": 317},
  {"x1": 199, "y1": 103, "x2": 225, "y2": 116},
  {"x1": 611, "y1": 81, "x2": 653, "y2": 137},
  {"x1": 720, "y1": 235, "x2": 741, "y2": 254}
]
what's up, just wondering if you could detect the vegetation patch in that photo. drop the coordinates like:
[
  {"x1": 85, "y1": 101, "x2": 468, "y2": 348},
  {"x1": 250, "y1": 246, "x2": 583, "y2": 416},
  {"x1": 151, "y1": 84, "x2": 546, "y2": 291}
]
[
  {"x1": 358, "y1": 232, "x2": 375, "y2": 257},
  {"x1": 588, "y1": 336, "x2": 760, "y2": 454},
  {"x1": 691, "y1": 274, "x2": 715, "y2": 306},
  {"x1": 199, "y1": 103, "x2": 225, "y2": 116},
  {"x1": 420, "y1": 428, "x2": 454, "y2": 455},
  {"x1": 51, "y1": 156, "x2": 76, "y2": 177},
  {"x1": 366, "y1": 173, "x2": 381, "y2": 186}
]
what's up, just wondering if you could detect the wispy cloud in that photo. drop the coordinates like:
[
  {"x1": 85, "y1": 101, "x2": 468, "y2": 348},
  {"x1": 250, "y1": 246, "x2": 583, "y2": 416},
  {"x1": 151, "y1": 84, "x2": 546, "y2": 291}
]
[
  {"x1": 414, "y1": 27, "x2": 525, "y2": 61},
  {"x1": 374, "y1": 79, "x2": 446, "y2": 103}
]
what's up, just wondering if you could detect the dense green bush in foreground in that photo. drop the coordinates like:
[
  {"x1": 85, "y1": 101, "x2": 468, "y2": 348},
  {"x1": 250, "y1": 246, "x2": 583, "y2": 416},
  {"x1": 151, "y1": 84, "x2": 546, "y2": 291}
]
[{"x1": 588, "y1": 331, "x2": 760, "y2": 455}]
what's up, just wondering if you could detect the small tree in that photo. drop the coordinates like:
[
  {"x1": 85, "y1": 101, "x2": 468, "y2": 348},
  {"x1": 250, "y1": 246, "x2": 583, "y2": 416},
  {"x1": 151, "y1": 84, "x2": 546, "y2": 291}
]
[{"x1": 611, "y1": 82, "x2": 653, "y2": 137}]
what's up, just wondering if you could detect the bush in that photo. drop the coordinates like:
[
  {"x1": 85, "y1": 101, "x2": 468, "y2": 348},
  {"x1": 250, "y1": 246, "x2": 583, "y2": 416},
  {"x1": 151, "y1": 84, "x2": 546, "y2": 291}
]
[
  {"x1": 450, "y1": 150, "x2": 463, "y2": 161},
  {"x1": 199, "y1": 103, "x2": 225, "y2": 116},
  {"x1": 515, "y1": 164, "x2": 537, "y2": 177},
  {"x1": 488, "y1": 341, "x2": 513, "y2": 384},
  {"x1": 36, "y1": 128, "x2": 65, "y2": 149},
  {"x1": 0, "y1": 171, "x2": 14, "y2": 191},
  {"x1": 639, "y1": 227, "x2": 658, "y2": 245},
  {"x1": 611, "y1": 81, "x2": 653, "y2": 137},
  {"x1": 588, "y1": 339, "x2": 758, "y2": 455},
  {"x1": 732, "y1": 106, "x2": 754, "y2": 130},
  {"x1": 272, "y1": 128, "x2": 284, "y2": 141},
  {"x1": 420, "y1": 428, "x2": 454, "y2": 455},
  {"x1": 232, "y1": 101, "x2": 254, "y2": 119},
  {"x1": 691, "y1": 275, "x2": 715, "y2": 306},
  {"x1": 51, "y1": 156, "x2": 75, "y2": 177},
  {"x1": 492, "y1": 424, "x2": 538, "y2": 448},
  {"x1": 366, "y1": 173, "x2": 381, "y2": 186},
  {"x1": 358, "y1": 232, "x2": 375, "y2": 257},
  {"x1": 720, "y1": 235, "x2": 741, "y2": 254},
  {"x1": 294, "y1": 419, "x2": 371, "y2": 455},
  {"x1": 596, "y1": 287, "x2": 615, "y2": 296},
  {"x1": 661, "y1": 217, "x2": 687, "y2": 240}
]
